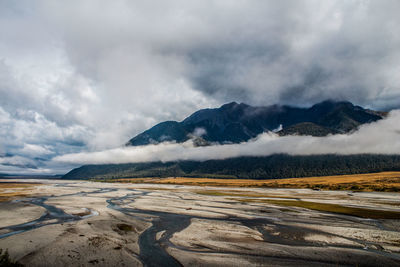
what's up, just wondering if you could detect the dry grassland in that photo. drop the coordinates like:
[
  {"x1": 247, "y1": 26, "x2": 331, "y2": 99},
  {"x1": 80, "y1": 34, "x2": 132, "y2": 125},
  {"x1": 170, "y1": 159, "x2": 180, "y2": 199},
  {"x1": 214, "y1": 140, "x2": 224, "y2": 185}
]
[
  {"x1": 0, "y1": 182, "x2": 41, "y2": 202},
  {"x1": 110, "y1": 171, "x2": 400, "y2": 192}
]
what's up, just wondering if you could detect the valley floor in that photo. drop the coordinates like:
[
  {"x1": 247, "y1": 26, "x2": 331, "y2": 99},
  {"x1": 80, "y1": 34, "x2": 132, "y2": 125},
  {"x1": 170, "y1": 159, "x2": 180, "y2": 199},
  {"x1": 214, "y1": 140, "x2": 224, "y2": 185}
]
[
  {"x1": 0, "y1": 179, "x2": 400, "y2": 266},
  {"x1": 110, "y1": 171, "x2": 400, "y2": 192}
]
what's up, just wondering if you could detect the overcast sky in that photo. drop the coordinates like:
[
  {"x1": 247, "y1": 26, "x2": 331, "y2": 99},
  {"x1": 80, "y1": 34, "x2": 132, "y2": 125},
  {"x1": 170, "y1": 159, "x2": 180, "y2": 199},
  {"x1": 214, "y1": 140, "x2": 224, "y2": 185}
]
[{"x1": 1, "y1": 0, "x2": 400, "y2": 174}]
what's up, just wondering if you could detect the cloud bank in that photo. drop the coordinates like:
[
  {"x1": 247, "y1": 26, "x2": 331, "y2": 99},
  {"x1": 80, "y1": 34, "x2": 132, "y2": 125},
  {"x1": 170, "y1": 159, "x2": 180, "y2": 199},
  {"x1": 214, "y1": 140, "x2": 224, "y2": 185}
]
[
  {"x1": 54, "y1": 110, "x2": 400, "y2": 165},
  {"x1": 1, "y1": 0, "x2": 400, "y2": 173}
]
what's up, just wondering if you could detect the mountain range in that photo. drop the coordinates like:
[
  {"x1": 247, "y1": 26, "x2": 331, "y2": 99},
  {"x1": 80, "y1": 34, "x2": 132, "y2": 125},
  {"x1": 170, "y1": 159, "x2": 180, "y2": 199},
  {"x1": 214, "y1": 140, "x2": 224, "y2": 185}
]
[
  {"x1": 126, "y1": 100, "x2": 386, "y2": 146},
  {"x1": 63, "y1": 100, "x2": 393, "y2": 180}
]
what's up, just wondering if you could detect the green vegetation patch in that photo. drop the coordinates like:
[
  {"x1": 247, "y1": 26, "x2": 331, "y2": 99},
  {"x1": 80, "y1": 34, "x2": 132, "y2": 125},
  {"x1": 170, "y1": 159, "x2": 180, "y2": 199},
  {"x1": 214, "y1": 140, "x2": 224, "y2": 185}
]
[
  {"x1": 242, "y1": 199, "x2": 400, "y2": 219},
  {"x1": 195, "y1": 190, "x2": 296, "y2": 199},
  {"x1": 116, "y1": 224, "x2": 134, "y2": 232},
  {"x1": 150, "y1": 188, "x2": 176, "y2": 191}
]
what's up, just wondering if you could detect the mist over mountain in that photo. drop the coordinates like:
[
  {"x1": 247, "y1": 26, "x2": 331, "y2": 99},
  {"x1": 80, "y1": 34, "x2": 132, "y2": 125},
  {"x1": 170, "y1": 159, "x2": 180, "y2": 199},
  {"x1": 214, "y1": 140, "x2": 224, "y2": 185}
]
[
  {"x1": 127, "y1": 100, "x2": 385, "y2": 146},
  {"x1": 60, "y1": 100, "x2": 400, "y2": 180}
]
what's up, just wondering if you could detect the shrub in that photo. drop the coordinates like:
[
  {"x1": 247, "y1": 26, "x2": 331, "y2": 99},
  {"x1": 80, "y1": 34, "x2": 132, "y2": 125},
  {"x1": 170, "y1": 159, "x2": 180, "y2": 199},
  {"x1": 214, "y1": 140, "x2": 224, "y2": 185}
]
[{"x1": 0, "y1": 249, "x2": 22, "y2": 267}]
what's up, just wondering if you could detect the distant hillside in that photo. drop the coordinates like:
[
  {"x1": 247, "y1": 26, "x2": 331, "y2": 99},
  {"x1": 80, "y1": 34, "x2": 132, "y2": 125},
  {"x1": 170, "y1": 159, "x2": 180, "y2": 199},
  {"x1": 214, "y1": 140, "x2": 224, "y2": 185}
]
[
  {"x1": 126, "y1": 100, "x2": 385, "y2": 146},
  {"x1": 63, "y1": 154, "x2": 400, "y2": 180}
]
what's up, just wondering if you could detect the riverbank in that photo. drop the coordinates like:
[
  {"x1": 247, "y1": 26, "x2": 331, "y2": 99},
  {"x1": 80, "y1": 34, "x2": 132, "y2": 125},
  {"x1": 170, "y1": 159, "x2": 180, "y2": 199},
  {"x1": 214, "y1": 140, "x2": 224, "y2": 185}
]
[{"x1": 0, "y1": 179, "x2": 400, "y2": 266}]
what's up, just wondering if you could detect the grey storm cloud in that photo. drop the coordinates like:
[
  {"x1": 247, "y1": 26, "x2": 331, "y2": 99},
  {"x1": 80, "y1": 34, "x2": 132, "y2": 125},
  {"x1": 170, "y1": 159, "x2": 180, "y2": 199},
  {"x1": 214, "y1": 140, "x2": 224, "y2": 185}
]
[{"x1": 0, "y1": 0, "x2": 400, "y2": 173}]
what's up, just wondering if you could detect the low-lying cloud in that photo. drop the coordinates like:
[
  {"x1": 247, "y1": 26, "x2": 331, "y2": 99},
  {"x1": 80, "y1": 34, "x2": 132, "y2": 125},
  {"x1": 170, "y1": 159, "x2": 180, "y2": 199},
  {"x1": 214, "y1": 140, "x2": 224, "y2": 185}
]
[{"x1": 54, "y1": 110, "x2": 400, "y2": 165}]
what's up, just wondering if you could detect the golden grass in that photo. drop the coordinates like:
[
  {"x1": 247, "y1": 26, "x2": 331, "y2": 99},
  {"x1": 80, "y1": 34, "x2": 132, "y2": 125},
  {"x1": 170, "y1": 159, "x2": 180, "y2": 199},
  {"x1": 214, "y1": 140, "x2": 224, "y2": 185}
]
[
  {"x1": 0, "y1": 182, "x2": 41, "y2": 202},
  {"x1": 0, "y1": 182, "x2": 41, "y2": 189},
  {"x1": 103, "y1": 178, "x2": 163, "y2": 184},
  {"x1": 108, "y1": 172, "x2": 400, "y2": 192},
  {"x1": 0, "y1": 192, "x2": 30, "y2": 202}
]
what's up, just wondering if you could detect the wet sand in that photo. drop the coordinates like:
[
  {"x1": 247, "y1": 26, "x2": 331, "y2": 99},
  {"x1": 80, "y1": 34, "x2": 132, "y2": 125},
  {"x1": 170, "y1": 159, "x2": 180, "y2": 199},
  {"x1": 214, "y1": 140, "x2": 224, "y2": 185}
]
[{"x1": 0, "y1": 179, "x2": 399, "y2": 266}]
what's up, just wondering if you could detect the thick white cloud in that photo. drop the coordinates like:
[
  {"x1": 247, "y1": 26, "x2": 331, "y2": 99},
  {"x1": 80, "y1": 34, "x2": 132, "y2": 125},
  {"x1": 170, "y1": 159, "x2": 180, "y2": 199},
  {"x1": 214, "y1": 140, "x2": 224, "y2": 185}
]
[
  {"x1": 1, "y1": 0, "x2": 400, "y2": 173},
  {"x1": 54, "y1": 110, "x2": 400, "y2": 165}
]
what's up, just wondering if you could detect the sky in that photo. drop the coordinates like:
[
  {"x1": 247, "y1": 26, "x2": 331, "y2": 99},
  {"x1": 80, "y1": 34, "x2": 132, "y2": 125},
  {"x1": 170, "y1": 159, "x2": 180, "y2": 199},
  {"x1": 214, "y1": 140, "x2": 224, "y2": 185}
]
[{"x1": 1, "y1": 0, "x2": 400, "y2": 174}]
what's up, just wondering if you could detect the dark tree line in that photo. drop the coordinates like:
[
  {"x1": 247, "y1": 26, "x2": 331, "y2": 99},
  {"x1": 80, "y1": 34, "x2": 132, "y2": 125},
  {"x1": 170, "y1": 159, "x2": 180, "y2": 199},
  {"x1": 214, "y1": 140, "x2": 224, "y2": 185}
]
[{"x1": 63, "y1": 154, "x2": 400, "y2": 180}]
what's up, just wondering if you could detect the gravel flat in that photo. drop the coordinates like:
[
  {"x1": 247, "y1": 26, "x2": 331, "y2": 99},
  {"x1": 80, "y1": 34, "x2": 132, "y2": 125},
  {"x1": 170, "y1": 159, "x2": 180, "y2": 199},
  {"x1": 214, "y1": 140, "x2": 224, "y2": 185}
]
[{"x1": 0, "y1": 179, "x2": 399, "y2": 266}]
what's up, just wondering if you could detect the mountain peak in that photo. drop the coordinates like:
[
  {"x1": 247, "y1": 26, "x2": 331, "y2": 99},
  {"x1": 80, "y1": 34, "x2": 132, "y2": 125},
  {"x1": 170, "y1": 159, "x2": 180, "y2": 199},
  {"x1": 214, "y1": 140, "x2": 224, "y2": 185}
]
[
  {"x1": 311, "y1": 99, "x2": 354, "y2": 109},
  {"x1": 220, "y1": 101, "x2": 249, "y2": 110},
  {"x1": 221, "y1": 101, "x2": 239, "y2": 108}
]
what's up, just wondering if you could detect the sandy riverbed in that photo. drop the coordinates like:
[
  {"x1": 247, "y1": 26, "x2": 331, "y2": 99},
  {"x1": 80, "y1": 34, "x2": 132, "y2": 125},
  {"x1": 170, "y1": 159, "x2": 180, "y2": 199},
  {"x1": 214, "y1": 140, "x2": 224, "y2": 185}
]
[{"x1": 0, "y1": 179, "x2": 399, "y2": 266}]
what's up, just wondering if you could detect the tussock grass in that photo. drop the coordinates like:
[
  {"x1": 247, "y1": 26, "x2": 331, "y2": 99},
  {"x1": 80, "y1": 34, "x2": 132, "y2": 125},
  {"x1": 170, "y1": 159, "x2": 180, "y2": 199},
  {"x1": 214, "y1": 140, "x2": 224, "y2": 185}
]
[
  {"x1": 0, "y1": 192, "x2": 30, "y2": 202},
  {"x1": 0, "y1": 182, "x2": 40, "y2": 189},
  {"x1": 0, "y1": 182, "x2": 40, "y2": 202},
  {"x1": 106, "y1": 172, "x2": 400, "y2": 192}
]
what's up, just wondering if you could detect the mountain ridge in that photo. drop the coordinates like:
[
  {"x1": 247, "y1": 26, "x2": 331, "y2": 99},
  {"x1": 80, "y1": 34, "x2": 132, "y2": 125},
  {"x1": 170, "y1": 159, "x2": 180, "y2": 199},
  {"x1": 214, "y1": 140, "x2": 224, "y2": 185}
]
[{"x1": 126, "y1": 100, "x2": 386, "y2": 146}]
